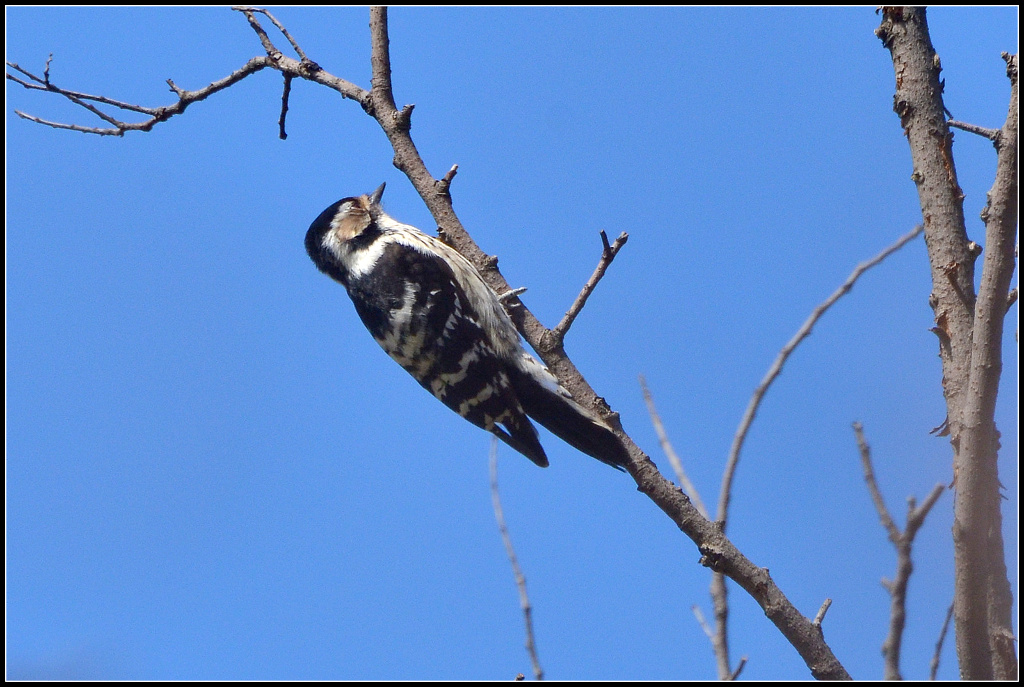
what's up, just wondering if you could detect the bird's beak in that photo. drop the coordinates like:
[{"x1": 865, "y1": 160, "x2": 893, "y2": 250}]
[{"x1": 370, "y1": 183, "x2": 386, "y2": 206}]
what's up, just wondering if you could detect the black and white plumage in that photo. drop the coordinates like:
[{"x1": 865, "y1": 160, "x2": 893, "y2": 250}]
[{"x1": 305, "y1": 183, "x2": 628, "y2": 469}]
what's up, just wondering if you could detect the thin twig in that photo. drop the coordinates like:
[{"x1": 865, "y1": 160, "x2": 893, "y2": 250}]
[
  {"x1": 490, "y1": 440, "x2": 543, "y2": 681},
  {"x1": 232, "y1": 6, "x2": 280, "y2": 57},
  {"x1": 929, "y1": 602, "x2": 955, "y2": 680},
  {"x1": 718, "y1": 225, "x2": 924, "y2": 530},
  {"x1": 692, "y1": 604, "x2": 715, "y2": 643},
  {"x1": 8, "y1": 56, "x2": 275, "y2": 136},
  {"x1": 708, "y1": 574, "x2": 733, "y2": 680},
  {"x1": 853, "y1": 422, "x2": 944, "y2": 681},
  {"x1": 639, "y1": 376, "x2": 709, "y2": 518},
  {"x1": 855, "y1": 423, "x2": 900, "y2": 544},
  {"x1": 8, "y1": 60, "x2": 153, "y2": 121},
  {"x1": 8, "y1": 10, "x2": 367, "y2": 138},
  {"x1": 947, "y1": 119, "x2": 1000, "y2": 141},
  {"x1": 278, "y1": 73, "x2": 292, "y2": 139},
  {"x1": 729, "y1": 657, "x2": 748, "y2": 681},
  {"x1": 551, "y1": 230, "x2": 628, "y2": 342},
  {"x1": 233, "y1": 6, "x2": 308, "y2": 60}
]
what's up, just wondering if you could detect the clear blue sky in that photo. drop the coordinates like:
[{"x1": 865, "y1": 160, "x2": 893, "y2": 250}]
[{"x1": 6, "y1": 7, "x2": 1018, "y2": 680}]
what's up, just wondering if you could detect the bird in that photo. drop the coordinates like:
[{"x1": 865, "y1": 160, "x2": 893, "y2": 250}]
[{"x1": 304, "y1": 183, "x2": 629, "y2": 470}]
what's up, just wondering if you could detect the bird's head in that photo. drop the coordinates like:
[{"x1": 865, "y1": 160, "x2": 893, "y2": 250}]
[{"x1": 305, "y1": 183, "x2": 387, "y2": 281}]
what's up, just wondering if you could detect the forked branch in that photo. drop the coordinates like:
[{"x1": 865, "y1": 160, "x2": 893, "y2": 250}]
[{"x1": 854, "y1": 422, "x2": 943, "y2": 680}]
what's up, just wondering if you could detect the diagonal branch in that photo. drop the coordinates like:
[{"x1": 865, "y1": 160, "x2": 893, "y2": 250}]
[
  {"x1": 551, "y1": 230, "x2": 629, "y2": 343},
  {"x1": 718, "y1": 225, "x2": 923, "y2": 530}
]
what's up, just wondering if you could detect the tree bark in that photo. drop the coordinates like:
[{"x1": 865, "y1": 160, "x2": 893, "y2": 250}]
[{"x1": 876, "y1": 8, "x2": 1018, "y2": 680}]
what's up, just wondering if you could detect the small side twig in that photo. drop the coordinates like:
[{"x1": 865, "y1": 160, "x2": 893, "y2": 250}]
[
  {"x1": 718, "y1": 225, "x2": 924, "y2": 531},
  {"x1": 435, "y1": 163, "x2": 459, "y2": 195},
  {"x1": 929, "y1": 602, "x2": 955, "y2": 680},
  {"x1": 947, "y1": 119, "x2": 1000, "y2": 142},
  {"x1": 813, "y1": 598, "x2": 833, "y2": 629},
  {"x1": 490, "y1": 440, "x2": 543, "y2": 681},
  {"x1": 551, "y1": 230, "x2": 628, "y2": 342},
  {"x1": 729, "y1": 657, "x2": 748, "y2": 681},
  {"x1": 498, "y1": 286, "x2": 528, "y2": 303},
  {"x1": 854, "y1": 422, "x2": 944, "y2": 681},
  {"x1": 233, "y1": 6, "x2": 308, "y2": 60},
  {"x1": 278, "y1": 73, "x2": 292, "y2": 139}
]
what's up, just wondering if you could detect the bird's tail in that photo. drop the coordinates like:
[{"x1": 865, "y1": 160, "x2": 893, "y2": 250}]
[
  {"x1": 510, "y1": 355, "x2": 629, "y2": 470},
  {"x1": 492, "y1": 411, "x2": 550, "y2": 468}
]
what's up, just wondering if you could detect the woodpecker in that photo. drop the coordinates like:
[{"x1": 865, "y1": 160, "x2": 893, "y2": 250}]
[{"x1": 305, "y1": 183, "x2": 628, "y2": 469}]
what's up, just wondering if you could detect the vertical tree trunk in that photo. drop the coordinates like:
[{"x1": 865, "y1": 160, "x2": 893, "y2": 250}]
[{"x1": 876, "y1": 7, "x2": 1018, "y2": 680}]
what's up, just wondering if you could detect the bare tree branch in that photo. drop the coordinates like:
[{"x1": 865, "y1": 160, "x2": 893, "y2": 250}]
[
  {"x1": 877, "y1": 8, "x2": 1018, "y2": 679},
  {"x1": 961, "y1": 51, "x2": 1019, "y2": 683},
  {"x1": 854, "y1": 422, "x2": 944, "y2": 681},
  {"x1": 490, "y1": 440, "x2": 543, "y2": 681},
  {"x1": 719, "y1": 224, "x2": 923, "y2": 531},
  {"x1": 729, "y1": 656, "x2": 748, "y2": 681},
  {"x1": 947, "y1": 119, "x2": 1000, "y2": 142},
  {"x1": 6, "y1": 8, "x2": 367, "y2": 137},
  {"x1": 551, "y1": 230, "x2": 629, "y2": 343},
  {"x1": 278, "y1": 73, "x2": 293, "y2": 140},
  {"x1": 233, "y1": 6, "x2": 310, "y2": 61},
  {"x1": 8, "y1": 56, "x2": 278, "y2": 136},
  {"x1": 929, "y1": 602, "x2": 955, "y2": 680}
]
